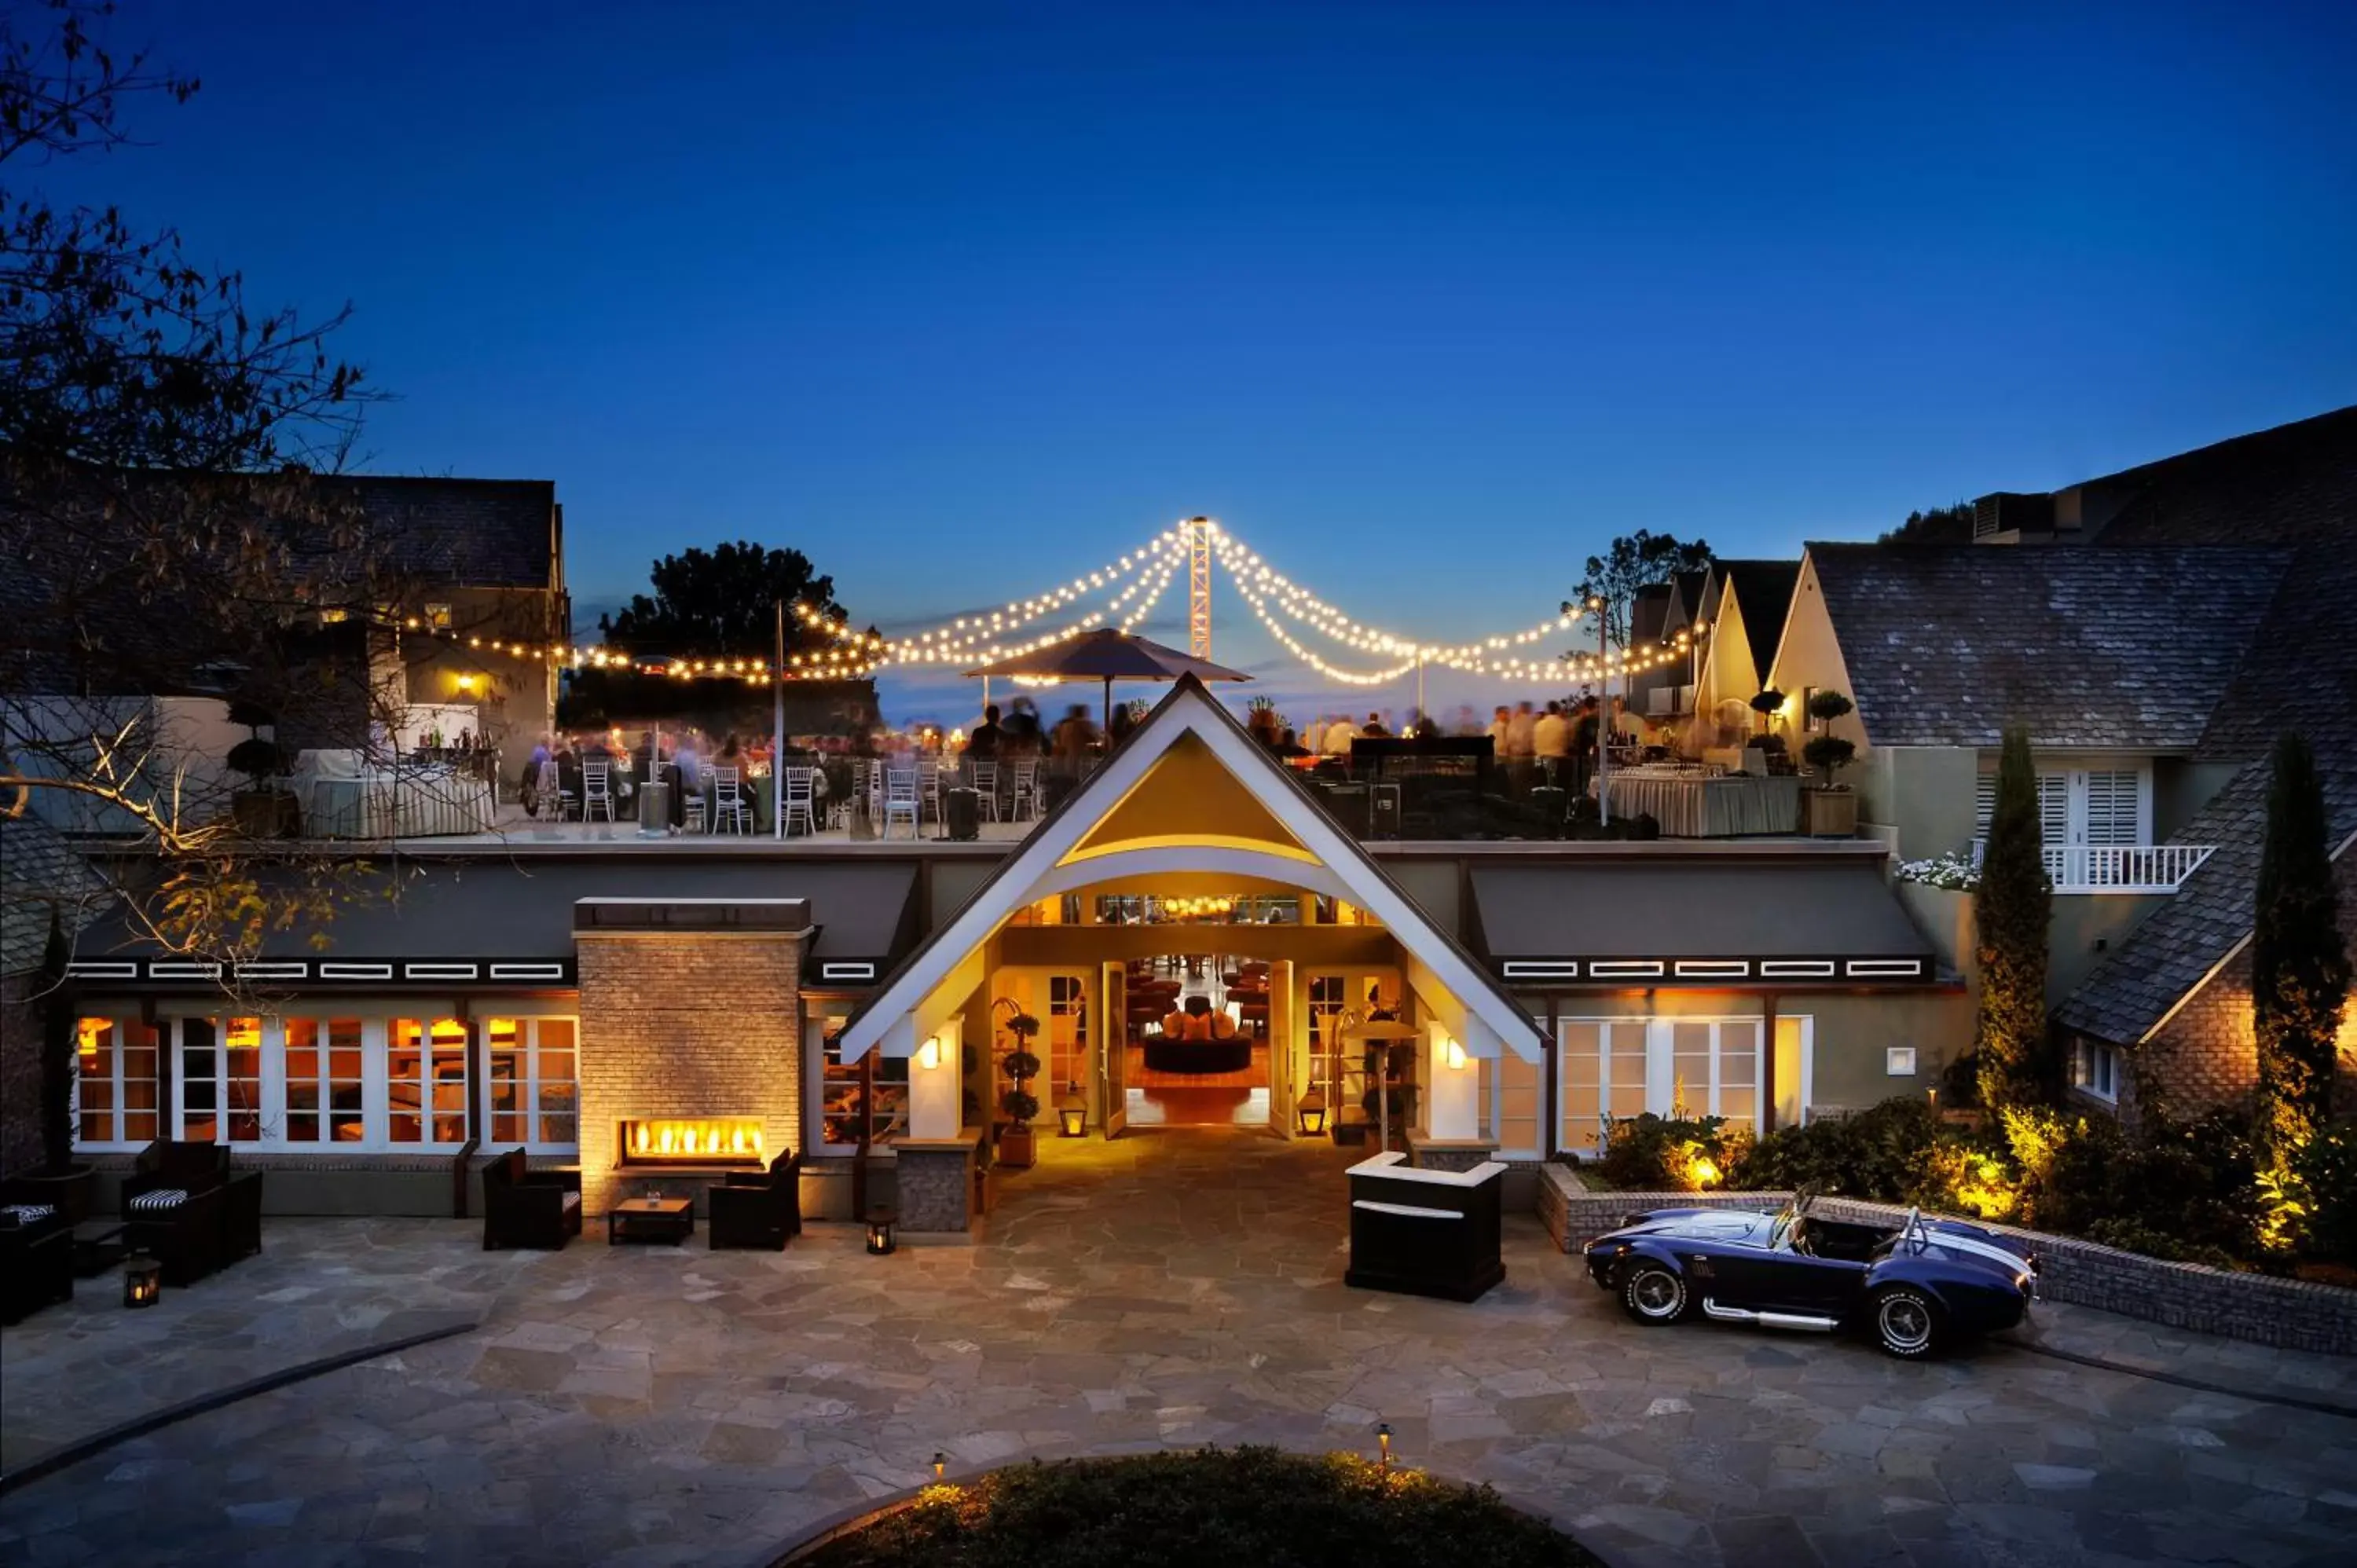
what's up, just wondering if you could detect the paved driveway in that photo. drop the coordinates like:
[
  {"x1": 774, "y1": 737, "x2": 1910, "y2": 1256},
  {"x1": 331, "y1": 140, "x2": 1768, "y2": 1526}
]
[{"x1": 3, "y1": 1130, "x2": 2353, "y2": 1567}]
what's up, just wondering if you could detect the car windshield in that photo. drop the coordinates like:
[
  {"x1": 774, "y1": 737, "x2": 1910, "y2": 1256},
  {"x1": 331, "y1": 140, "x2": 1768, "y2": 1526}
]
[{"x1": 1767, "y1": 1203, "x2": 1798, "y2": 1251}]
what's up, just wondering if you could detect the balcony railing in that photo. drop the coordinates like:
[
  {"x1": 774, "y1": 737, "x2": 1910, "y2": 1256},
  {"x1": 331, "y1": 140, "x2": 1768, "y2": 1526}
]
[{"x1": 1974, "y1": 841, "x2": 2216, "y2": 893}]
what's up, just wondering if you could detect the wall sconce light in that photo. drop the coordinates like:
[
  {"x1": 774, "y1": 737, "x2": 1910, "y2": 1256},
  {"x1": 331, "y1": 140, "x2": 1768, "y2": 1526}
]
[
  {"x1": 453, "y1": 672, "x2": 478, "y2": 694},
  {"x1": 1444, "y1": 1039, "x2": 1468, "y2": 1072},
  {"x1": 866, "y1": 1207, "x2": 897, "y2": 1255},
  {"x1": 917, "y1": 1035, "x2": 940, "y2": 1071},
  {"x1": 124, "y1": 1255, "x2": 162, "y2": 1309}
]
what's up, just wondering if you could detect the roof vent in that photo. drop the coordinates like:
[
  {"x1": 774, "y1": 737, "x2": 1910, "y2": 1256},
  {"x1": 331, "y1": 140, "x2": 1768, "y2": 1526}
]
[{"x1": 1972, "y1": 492, "x2": 2055, "y2": 542}]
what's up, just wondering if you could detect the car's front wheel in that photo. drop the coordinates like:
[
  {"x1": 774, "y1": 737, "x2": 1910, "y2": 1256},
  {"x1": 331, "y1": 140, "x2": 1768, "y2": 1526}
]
[
  {"x1": 1870, "y1": 1284, "x2": 1941, "y2": 1358},
  {"x1": 1619, "y1": 1262, "x2": 1690, "y2": 1324}
]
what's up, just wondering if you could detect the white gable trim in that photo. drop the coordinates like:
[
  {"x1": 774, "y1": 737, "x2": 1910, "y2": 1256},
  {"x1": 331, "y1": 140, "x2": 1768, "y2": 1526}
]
[
  {"x1": 834, "y1": 680, "x2": 1547, "y2": 1064},
  {"x1": 1026, "y1": 845, "x2": 1355, "y2": 907}
]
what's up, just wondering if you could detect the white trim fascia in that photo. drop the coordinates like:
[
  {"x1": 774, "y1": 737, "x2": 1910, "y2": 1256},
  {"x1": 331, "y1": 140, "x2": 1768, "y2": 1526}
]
[{"x1": 835, "y1": 682, "x2": 1547, "y2": 1063}]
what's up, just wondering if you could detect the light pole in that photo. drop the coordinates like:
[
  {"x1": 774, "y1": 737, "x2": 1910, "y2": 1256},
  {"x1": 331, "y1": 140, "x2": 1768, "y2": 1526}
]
[{"x1": 1592, "y1": 595, "x2": 1611, "y2": 826}]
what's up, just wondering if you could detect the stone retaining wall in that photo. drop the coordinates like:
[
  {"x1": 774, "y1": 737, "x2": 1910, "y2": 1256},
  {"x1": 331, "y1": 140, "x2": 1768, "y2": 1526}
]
[{"x1": 1536, "y1": 1163, "x2": 2357, "y2": 1356}]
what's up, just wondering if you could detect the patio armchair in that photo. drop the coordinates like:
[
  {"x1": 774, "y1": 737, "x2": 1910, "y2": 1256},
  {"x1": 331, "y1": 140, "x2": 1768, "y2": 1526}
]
[
  {"x1": 0, "y1": 1216, "x2": 73, "y2": 1323},
  {"x1": 126, "y1": 1181, "x2": 229, "y2": 1286},
  {"x1": 707, "y1": 1149, "x2": 803, "y2": 1251},
  {"x1": 119, "y1": 1137, "x2": 258, "y2": 1286},
  {"x1": 481, "y1": 1148, "x2": 583, "y2": 1250}
]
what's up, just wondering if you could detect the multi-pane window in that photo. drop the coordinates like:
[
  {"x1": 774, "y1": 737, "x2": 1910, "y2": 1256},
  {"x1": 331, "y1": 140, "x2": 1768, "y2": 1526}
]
[
  {"x1": 1478, "y1": 1032, "x2": 1543, "y2": 1160},
  {"x1": 487, "y1": 1017, "x2": 579, "y2": 1151},
  {"x1": 283, "y1": 1018, "x2": 367, "y2": 1145},
  {"x1": 2073, "y1": 1039, "x2": 2119, "y2": 1103},
  {"x1": 75, "y1": 1017, "x2": 160, "y2": 1149},
  {"x1": 1558, "y1": 1017, "x2": 1766, "y2": 1152},
  {"x1": 389, "y1": 1017, "x2": 471, "y2": 1146},
  {"x1": 1045, "y1": 975, "x2": 1089, "y2": 1097},
  {"x1": 176, "y1": 1017, "x2": 263, "y2": 1142},
  {"x1": 816, "y1": 1007, "x2": 907, "y2": 1148}
]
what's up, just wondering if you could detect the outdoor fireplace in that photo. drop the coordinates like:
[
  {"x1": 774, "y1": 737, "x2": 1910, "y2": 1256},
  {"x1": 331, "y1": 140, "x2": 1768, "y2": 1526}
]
[{"x1": 616, "y1": 1117, "x2": 767, "y2": 1167}]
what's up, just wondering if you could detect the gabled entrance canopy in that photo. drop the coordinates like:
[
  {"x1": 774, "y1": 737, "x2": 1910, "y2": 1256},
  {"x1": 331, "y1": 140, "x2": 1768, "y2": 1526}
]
[{"x1": 834, "y1": 676, "x2": 1545, "y2": 1064}]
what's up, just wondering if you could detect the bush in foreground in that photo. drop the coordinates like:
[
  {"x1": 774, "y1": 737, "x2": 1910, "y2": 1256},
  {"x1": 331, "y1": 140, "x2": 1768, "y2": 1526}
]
[{"x1": 795, "y1": 1447, "x2": 1596, "y2": 1568}]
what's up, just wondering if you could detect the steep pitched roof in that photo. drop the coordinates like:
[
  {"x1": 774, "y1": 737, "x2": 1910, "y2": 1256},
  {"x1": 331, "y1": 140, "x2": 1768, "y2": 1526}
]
[
  {"x1": 2055, "y1": 762, "x2": 2357, "y2": 1046},
  {"x1": 2081, "y1": 405, "x2": 2357, "y2": 549},
  {"x1": 0, "y1": 815, "x2": 113, "y2": 976},
  {"x1": 832, "y1": 675, "x2": 1547, "y2": 1064},
  {"x1": 1712, "y1": 559, "x2": 1800, "y2": 687},
  {"x1": 1806, "y1": 543, "x2": 2291, "y2": 749}
]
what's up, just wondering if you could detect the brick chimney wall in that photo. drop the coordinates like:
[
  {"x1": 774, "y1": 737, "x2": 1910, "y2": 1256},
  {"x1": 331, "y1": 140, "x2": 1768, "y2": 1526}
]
[{"x1": 574, "y1": 929, "x2": 806, "y2": 1214}]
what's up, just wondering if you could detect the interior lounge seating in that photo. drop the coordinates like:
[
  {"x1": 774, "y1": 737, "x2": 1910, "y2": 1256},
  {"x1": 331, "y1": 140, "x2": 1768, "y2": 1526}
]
[
  {"x1": 1142, "y1": 996, "x2": 1253, "y2": 1074},
  {"x1": 0, "y1": 1211, "x2": 74, "y2": 1323},
  {"x1": 481, "y1": 1148, "x2": 583, "y2": 1250},
  {"x1": 707, "y1": 1149, "x2": 804, "y2": 1251},
  {"x1": 122, "y1": 1139, "x2": 264, "y2": 1286}
]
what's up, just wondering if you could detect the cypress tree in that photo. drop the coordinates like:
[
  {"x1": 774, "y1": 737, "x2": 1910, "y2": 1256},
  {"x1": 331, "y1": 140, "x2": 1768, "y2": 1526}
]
[
  {"x1": 1975, "y1": 727, "x2": 2052, "y2": 1110},
  {"x1": 2253, "y1": 731, "x2": 2349, "y2": 1163}
]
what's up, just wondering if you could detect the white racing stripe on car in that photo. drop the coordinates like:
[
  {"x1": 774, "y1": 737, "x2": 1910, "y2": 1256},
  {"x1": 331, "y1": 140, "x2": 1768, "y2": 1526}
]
[{"x1": 1919, "y1": 1230, "x2": 2030, "y2": 1275}]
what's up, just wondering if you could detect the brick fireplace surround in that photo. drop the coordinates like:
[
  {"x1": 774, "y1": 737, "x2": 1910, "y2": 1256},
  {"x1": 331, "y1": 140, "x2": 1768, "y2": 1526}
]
[{"x1": 573, "y1": 898, "x2": 807, "y2": 1216}]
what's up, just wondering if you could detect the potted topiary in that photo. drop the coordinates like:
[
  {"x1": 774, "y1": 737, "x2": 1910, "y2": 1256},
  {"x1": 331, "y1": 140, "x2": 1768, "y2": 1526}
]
[
  {"x1": 4, "y1": 918, "x2": 99, "y2": 1224},
  {"x1": 1749, "y1": 687, "x2": 1784, "y2": 727},
  {"x1": 995, "y1": 1004, "x2": 1043, "y2": 1170},
  {"x1": 1801, "y1": 690, "x2": 1858, "y2": 837},
  {"x1": 226, "y1": 700, "x2": 301, "y2": 837}
]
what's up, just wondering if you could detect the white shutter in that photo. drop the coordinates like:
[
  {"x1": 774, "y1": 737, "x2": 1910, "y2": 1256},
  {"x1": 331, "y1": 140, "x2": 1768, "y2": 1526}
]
[
  {"x1": 2037, "y1": 774, "x2": 2069, "y2": 845},
  {"x1": 1976, "y1": 771, "x2": 2069, "y2": 844},
  {"x1": 2083, "y1": 770, "x2": 2141, "y2": 846}
]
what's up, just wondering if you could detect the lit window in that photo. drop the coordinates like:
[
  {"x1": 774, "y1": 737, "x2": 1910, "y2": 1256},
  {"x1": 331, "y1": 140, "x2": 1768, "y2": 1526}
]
[
  {"x1": 390, "y1": 1018, "x2": 471, "y2": 1145},
  {"x1": 425, "y1": 603, "x2": 453, "y2": 631},
  {"x1": 283, "y1": 1018, "x2": 366, "y2": 1144},
  {"x1": 75, "y1": 1018, "x2": 159, "y2": 1148},
  {"x1": 817, "y1": 1010, "x2": 907, "y2": 1149},
  {"x1": 175, "y1": 1017, "x2": 262, "y2": 1143},
  {"x1": 487, "y1": 1017, "x2": 579, "y2": 1152}
]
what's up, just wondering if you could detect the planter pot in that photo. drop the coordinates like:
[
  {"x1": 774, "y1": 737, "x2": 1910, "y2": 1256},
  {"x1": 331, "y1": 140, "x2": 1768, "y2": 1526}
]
[
  {"x1": 996, "y1": 1124, "x2": 1036, "y2": 1170},
  {"x1": 11, "y1": 1163, "x2": 97, "y2": 1225},
  {"x1": 233, "y1": 790, "x2": 302, "y2": 838},
  {"x1": 1802, "y1": 786, "x2": 1858, "y2": 838}
]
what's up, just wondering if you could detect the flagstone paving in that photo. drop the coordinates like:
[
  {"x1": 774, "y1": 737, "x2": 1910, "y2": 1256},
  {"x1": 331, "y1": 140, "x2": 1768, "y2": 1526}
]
[{"x1": 4, "y1": 1129, "x2": 2354, "y2": 1567}]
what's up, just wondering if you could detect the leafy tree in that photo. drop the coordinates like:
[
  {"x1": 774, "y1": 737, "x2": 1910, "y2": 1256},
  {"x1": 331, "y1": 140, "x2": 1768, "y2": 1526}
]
[
  {"x1": 2252, "y1": 731, "x2": 2349, "y2": 1165},
  {"x1": 1974, "y1": 727, "x2": 2051, "y2": 1111},
  {"x1": 1, "y1": 2, "x2": 405, "y2": 965},
  {"x1": 599, "y1": 541, "x2": 852, "y2": 658},
  {"x1": 1879, "y1": 502, "x2": 1975, "y2": 545},
  {"x1": 1560, "y1": 529, "x2": 1712, "y2": 647}
]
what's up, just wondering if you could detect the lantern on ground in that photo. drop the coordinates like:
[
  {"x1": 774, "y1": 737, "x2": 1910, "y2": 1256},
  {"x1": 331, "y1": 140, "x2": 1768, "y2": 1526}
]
[
  {"x1": 1057, "y1": 1082, "x2": 1087, "y2": 1138},
  {"x1": 124, "y1": 1255, "x2": 162, "y2": 1309},
  {"x1": 866, "y1": 1207, "x2": 897, "y2": 1256},
  {"x1": 1296, "y1": 1086, "x2": 1329, "y2": 1138}
]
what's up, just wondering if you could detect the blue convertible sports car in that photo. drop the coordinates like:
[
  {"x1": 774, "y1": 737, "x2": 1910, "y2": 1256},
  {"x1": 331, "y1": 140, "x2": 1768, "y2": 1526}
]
[{"x1": 1581, "y1": 1195, "x2": 2037, "y2": 1357}]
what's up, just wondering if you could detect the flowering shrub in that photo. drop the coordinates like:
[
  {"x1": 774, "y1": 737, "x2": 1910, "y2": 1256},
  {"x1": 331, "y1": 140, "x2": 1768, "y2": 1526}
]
[{"x1": 1896, "y1": 850, "x2": 1980, "y2": 890}]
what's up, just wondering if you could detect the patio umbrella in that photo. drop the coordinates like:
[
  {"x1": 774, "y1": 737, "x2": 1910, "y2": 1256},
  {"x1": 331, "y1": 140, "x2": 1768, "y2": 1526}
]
[
  {"x1": 963, "y1": 627, "x2": 1251, "y2": 736},
  {"x1": 1341, "y1": 1016, "x2": 1424, "y2": 1154}
]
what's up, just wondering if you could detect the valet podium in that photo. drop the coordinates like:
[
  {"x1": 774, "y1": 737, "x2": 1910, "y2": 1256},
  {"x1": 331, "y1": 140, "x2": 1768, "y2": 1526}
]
[{"x1": 1343, "y1": 1152, "x2": 1505, "y2": 1302}]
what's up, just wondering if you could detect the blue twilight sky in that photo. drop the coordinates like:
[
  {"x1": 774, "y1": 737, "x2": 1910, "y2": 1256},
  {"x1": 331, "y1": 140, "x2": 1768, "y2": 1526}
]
[{"x1": 42, "y1": 0, "x2": 2357, "y2": 720}]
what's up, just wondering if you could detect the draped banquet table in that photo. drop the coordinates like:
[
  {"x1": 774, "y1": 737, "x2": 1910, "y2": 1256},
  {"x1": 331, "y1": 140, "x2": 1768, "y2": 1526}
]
[
  {"x1": 293, "y1": 753, "x2": 497, "y2": 838},
  {"x1": 1599, "y1": 770, "x2": 1801, "y2": 837}
]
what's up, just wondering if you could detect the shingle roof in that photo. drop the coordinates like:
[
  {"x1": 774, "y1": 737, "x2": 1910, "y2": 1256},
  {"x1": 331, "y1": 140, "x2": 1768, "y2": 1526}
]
[
  {"x1": 2082, "y1": 405, "x2": 2357, "y2": 550},
  {"x1": 0, "y1": 815, "x2": 113, "y2": 976},
  {"x1": 1713, "y1": 559, "x2": 1800, "y2": 687},
  {"x1": 2055, "y1": 762, "x2": 2357, "y2": 1045},
  {"x1": 1806, "y1": 543, "x2": 2292, "y2": 749}
]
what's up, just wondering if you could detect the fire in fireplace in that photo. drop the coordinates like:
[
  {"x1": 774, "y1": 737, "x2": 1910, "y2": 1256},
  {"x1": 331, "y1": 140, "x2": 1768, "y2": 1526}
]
[{"x1": 618, "y1": 1118, "x2": 766, "y2": 1166}]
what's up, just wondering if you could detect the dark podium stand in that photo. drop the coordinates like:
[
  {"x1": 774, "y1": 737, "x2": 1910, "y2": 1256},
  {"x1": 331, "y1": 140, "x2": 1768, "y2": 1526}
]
[{"x1": 1343, "y1": 1151, "x2": 1506, "y2": 1302}]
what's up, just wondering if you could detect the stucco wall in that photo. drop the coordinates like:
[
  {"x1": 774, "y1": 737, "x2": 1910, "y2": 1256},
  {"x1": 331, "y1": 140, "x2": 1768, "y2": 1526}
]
[
  {"x1": 1902, "y1": 881, "x2": 2168, "y2": 1008},
  {"x1": 402, "y1": 585, "x2": 562, "y2": 790},
  {"x1": 2153, "y1": 758, "x2": 2248, "y2": 844},
  {"x1": 1861, "y1": 747, "x2": 1978, "y2": 863}
]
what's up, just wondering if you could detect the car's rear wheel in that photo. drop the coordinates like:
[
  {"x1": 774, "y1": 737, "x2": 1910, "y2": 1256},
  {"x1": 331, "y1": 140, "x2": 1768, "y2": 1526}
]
[
  {"x1": 1620, "y1": 1262, "x2": 1689, "y2": 1324},
  {"x1": 1870, "y1": 1285, "x2": 1941, "y2": 1357}
]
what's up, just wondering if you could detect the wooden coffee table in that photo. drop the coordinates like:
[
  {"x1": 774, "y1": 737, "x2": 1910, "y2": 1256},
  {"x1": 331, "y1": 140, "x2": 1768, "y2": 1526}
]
[{"x1": 607, "y1": 1196, "x2": 695, "y2": 1246}]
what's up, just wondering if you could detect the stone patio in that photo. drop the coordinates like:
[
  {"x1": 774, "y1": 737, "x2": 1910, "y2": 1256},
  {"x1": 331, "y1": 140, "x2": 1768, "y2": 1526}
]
[{"x1": 4, "y1": 1129, "x2": 2355, "y2": 1567}]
